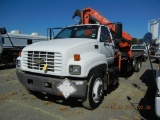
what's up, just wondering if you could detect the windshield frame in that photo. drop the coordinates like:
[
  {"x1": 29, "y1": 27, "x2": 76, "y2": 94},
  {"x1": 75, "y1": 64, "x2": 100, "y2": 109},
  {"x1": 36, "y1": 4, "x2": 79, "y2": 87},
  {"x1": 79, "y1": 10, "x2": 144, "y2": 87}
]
[{"x1": 54, "y1": 25, "x2": 99, "y2": 40}]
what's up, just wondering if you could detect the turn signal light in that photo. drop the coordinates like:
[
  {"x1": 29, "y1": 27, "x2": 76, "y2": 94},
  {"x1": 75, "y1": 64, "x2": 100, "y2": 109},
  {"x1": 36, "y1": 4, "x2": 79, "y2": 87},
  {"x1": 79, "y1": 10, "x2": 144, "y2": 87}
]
[{"x1": 74, "y1": 54, "x2": 80, "y2": 61}]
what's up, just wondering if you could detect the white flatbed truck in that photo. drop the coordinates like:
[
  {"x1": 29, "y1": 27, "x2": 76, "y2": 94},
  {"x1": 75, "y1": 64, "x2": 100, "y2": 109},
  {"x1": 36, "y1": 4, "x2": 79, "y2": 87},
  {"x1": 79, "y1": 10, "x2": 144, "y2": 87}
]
[{"x1": 16, "y1": 23, "x2": 144, "y2": 109}]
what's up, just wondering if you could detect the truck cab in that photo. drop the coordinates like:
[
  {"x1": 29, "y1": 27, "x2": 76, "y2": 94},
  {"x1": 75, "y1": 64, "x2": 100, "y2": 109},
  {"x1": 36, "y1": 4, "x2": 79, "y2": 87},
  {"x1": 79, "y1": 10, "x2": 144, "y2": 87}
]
[
  {"x1": 54, "y1": 24, "x2": 115, "y2": 65},
  {"x1": 16, "y1": 24, "x2": 119, "y2": 109}
]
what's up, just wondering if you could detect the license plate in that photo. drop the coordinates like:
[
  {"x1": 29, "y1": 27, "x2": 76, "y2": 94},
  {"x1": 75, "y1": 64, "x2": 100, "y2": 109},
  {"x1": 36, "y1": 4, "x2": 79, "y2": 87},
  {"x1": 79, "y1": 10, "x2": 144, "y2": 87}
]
[{"x1": 57, "y1": 78, "x2": 77, "y2": 99}]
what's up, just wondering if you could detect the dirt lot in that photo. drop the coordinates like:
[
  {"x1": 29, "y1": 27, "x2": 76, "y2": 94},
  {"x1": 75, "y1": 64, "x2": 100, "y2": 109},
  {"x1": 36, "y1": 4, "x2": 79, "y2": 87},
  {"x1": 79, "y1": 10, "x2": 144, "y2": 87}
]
[{"x1": 0, "y1": 60, "x2": 158, "y2": 120}]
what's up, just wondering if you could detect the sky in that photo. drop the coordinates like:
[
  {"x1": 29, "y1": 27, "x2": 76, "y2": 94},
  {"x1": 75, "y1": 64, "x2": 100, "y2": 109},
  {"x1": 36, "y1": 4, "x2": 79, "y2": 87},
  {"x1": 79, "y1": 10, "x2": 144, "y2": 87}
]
[{"x1": 0, "y1": 0, "x2": 160, "y2": 39}]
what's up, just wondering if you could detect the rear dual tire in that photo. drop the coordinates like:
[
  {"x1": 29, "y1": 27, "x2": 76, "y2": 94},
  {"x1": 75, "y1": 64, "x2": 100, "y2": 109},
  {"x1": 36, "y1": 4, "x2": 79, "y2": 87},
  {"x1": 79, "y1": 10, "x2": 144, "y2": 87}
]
[{"x1": 134, "y1": 60, "x2": 141, "y2": 72}]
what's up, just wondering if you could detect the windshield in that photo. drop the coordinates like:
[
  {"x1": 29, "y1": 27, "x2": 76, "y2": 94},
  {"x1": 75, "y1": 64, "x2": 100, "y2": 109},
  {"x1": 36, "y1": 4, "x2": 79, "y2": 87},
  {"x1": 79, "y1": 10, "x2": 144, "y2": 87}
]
[
  {"x1": 132, "y1": 45, "x2": 146, "y2": 49},
  {"x1": 54, "y1": 25, "x2": 98, "y2": 39}
]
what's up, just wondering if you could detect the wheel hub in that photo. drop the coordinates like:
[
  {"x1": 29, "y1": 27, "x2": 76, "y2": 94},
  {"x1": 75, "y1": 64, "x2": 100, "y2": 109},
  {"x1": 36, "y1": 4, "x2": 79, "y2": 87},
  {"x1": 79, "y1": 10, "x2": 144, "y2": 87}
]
[{"x1": 92, "y1": 78, "x2": 103, "y2": 103}]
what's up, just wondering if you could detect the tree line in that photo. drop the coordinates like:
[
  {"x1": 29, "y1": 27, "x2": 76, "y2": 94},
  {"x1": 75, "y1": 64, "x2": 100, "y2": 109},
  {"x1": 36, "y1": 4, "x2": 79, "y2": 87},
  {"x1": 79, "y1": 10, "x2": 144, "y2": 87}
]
[{"x1": 132, "y1": 38, "x2": 143, "y2": 44}]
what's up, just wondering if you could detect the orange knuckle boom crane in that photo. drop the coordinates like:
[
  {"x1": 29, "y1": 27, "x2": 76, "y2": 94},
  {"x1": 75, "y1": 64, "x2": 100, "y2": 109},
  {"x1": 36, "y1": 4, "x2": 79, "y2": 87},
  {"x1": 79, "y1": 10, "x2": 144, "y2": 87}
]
[{"x1": 72, "y1": 7, "x2": 132, "y2": 58}]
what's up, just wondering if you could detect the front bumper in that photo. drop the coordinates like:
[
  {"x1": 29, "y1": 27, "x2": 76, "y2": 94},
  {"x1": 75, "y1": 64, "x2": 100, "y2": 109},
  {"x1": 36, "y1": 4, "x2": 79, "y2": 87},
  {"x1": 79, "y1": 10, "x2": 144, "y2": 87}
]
[{"x1": 16, "y1": 70, "x2": 87, "y2": 98}]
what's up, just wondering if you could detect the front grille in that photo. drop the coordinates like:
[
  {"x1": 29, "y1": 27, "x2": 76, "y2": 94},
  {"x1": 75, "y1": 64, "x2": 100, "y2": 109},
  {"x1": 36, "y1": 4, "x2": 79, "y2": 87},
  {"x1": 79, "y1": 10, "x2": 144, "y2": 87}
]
[{"x1": 22, "y1": 51, "x2": 62, "y2": 73}]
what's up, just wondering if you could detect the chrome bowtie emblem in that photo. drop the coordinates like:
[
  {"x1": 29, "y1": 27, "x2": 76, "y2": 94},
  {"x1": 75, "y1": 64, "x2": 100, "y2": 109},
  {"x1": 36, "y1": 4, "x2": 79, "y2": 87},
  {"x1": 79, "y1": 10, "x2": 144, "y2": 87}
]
[{"x1": 34, "y1": 58, "x2": 45, "y2": 64}]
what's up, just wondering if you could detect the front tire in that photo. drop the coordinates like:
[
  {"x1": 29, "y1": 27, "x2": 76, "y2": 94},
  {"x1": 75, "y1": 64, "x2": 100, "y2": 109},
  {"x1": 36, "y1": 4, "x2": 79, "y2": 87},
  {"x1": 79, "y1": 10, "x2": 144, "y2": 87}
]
[{"x1": 82, "y1": 73, "x2": 104, "y2": 109}]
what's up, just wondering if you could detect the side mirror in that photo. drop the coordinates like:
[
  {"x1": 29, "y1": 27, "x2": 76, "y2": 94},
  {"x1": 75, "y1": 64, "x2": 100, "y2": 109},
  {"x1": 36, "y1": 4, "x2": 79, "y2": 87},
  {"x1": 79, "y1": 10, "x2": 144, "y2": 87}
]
[
  {"x1": 0, "y1": 27, "x2": 7, "y2": 34},
  {"x1": 143, "y1": 32, "x2": 152, "y2": 45},
  {"x1": 115, "y1": 22, "x2": 122, "y2": 39}
]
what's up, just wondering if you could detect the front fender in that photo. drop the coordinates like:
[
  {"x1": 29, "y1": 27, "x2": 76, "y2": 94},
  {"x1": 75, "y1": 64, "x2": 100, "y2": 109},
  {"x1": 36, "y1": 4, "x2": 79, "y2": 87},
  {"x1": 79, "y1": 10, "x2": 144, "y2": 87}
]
[{"x1": 84, "y1": 54, "x2": 107, "y2": 77}]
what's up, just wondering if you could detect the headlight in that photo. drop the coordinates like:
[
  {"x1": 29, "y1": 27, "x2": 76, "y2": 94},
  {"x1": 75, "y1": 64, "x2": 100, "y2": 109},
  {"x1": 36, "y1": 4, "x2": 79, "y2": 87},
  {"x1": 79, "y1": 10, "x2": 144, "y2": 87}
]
[
  {"x1": 16, "y1": 60, "x2": 21, "y2": 68},
  {"x1": 69, "y1": 65, "x2": 81, "y2": 75}
]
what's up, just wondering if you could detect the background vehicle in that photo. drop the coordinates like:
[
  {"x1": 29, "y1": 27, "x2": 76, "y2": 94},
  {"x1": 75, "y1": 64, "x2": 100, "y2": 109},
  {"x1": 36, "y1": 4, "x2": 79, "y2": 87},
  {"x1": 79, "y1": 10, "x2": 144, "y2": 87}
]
[
  {"x1": 143, "y1": 32, "x2": 160, "y2": 118},
  {"x1": 149, "y1": 18, "x2": 160, "y2": 60},
  {"x1": 131, "y1": 44, "x2": 148, "y2": 62},
  {"x1": 0, "y1": 28, "x2": 47, "y2": 66},
  {"x1": 16, "y1": 7, "x2": 144, "y2": 109},
  {"x1": 148, "y1": 18, "x2": 160, "y2": 118}
]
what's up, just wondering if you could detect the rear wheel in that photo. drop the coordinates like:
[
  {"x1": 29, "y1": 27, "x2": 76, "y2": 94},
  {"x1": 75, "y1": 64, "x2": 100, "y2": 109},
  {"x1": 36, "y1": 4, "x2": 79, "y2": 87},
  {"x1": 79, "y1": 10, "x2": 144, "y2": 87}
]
[
  {"x1": 134, "y1": 60, "x2": 141, "y2": 72},
  {"x1": 82, "y1": 73, "x2": 104, "y2": 109}
]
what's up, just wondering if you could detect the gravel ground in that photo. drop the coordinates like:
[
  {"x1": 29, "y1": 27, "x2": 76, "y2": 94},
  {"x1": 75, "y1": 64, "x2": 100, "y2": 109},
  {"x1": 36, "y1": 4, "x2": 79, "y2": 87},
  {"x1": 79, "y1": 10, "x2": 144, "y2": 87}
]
[{"x1": 0, "y1": 60, "x2": 158, "y2": 120}]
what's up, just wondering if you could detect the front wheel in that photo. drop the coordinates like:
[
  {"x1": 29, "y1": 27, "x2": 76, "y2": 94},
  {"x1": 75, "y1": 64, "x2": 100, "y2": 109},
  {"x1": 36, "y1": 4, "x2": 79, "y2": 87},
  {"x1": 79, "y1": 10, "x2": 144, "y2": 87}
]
[{"x1": 82, "y1": 73, "x2": 104, "y2": 109}]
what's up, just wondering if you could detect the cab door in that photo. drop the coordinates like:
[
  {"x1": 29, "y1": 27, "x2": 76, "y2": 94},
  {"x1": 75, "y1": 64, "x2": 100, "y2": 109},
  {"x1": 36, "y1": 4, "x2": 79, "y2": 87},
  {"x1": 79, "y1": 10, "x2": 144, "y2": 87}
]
[{"x1": 98, "y1": 26, "x2": 115, "y2": 65}]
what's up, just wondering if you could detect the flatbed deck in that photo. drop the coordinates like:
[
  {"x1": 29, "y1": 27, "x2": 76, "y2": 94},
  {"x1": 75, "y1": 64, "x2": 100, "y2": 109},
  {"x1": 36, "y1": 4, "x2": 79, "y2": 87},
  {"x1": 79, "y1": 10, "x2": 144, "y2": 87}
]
[{"x1": 132, "y1": 50, "x2": 144, "y2": 58}]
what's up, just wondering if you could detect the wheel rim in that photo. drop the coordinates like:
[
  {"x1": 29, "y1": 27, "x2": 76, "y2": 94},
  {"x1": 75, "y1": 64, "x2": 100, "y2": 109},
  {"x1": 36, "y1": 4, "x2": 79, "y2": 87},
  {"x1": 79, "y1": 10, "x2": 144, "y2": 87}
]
[{"x1": 92, "y1": 78, "x2": 103, "y2": 103}]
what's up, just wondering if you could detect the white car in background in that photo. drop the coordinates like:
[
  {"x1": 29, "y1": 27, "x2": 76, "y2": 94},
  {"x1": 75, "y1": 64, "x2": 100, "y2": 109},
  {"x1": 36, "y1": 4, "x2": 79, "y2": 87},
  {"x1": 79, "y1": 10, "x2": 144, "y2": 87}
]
[{"x1": 131, "y1": 44, "x2": 148, "y2": 62}]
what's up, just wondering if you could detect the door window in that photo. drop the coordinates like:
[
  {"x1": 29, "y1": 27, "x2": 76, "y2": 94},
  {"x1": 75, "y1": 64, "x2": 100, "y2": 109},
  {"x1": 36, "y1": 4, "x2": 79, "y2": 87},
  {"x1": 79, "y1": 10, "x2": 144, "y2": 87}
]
[{"x1": 100, "y1": 26, "x2": 110, "y2": 42}]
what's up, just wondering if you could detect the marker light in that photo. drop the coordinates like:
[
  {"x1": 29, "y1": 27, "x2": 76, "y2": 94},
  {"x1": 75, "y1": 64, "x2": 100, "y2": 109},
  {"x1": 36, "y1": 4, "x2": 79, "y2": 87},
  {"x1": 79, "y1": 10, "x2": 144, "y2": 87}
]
[{"x1": 74, "y1": 54, "x2": 80, "y2": 61}]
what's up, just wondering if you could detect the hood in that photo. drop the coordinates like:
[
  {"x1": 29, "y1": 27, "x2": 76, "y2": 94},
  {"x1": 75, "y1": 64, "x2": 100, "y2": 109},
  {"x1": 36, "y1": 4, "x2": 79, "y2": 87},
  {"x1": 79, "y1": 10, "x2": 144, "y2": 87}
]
[{"x1": 23, "y1": 38, "x2": 97, "y2": 52}]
